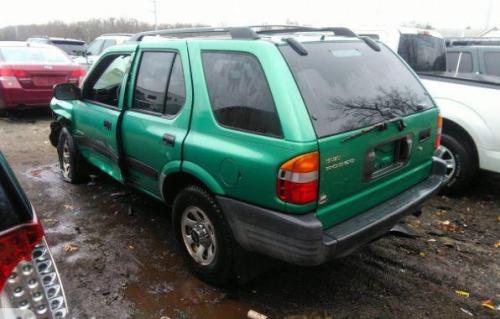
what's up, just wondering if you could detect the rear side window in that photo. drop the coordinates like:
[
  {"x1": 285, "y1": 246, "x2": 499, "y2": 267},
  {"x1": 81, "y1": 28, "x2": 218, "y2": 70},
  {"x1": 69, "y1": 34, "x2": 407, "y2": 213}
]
[
  {"x1": 134, "y1": 52, "x2": 175, "y2": 113},
  {"x1": 133, "y1": 51, "x2": 186, "y2": 115},
  {"x1": 398, "y1": 34, "x2": 446, "y2": 72},
  {"x1": 202, "y1": 52, "x2": 282, "y2": 137},
  {"x1": 484, "y1": 52, "x2": 500, "y2": 76},
  {"x1": 280, "y1": 41, "x2": 434, "y2": 138},
  {"x1": 446, "y1": 52, "x2": 473, "y2": 73}
]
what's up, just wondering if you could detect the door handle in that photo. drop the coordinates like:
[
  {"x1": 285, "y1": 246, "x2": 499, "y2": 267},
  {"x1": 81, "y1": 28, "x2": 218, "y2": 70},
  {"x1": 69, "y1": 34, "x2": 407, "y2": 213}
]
[
  {"x1": 103, "y1": 120, "x2": 112, "y2": 130},
  {"x1": 162, "y1": 133, "x2": 176, "y2": 146}
]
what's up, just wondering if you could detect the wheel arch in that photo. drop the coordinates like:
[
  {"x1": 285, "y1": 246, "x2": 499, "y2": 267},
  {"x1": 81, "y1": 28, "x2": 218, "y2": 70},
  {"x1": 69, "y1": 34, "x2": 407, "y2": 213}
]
[
  {"x1": 159, "y1": 161, "x2": 225, "y2": 206},
  {"x1": 442, "y1": 118, "x2": 479, "y2": 170}
]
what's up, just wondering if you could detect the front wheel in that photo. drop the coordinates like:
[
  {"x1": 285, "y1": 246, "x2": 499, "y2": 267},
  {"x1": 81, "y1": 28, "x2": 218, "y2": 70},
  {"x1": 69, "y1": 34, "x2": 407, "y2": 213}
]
[
  {"x1": 172, "y1": 185, "x2": 234, "y2": 285},
  {"x1": 57, "y1": 127, "x2": 87, "y2": 184},
  {"x1": 437, "y1": 133, "x2": 476, "y2": 195}
]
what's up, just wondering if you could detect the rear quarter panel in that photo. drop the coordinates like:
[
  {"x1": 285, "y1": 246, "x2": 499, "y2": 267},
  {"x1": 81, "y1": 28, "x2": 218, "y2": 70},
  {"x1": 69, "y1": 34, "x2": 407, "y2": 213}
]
[
  {"x1": 421, "y1": 77, "x2": 500, "y2": 172},
  {"x1": 184, "y1": 40, "x2": 318, "y2": 213}
]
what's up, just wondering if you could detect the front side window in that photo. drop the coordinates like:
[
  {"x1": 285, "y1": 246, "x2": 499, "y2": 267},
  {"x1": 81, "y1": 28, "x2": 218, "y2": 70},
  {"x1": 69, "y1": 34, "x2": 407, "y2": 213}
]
[
  {"x1": 484, "y1": 52, "x2": 500, "y2": 76},
  {"x1": 202, "y1": 52, "x2": 282, "y2": 137},
  {"x1": 84, "y1": 54, "x2": 131, "y2": 107},
  {"x1": 280, "y1": 41, "x2": 434, "y2": 138}
]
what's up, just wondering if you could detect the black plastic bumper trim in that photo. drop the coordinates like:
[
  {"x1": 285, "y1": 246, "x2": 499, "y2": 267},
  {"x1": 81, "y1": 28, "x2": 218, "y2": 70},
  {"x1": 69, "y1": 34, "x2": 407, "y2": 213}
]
[{"x1": 218, "y1": 157, "x2": 446, "y2": 266}]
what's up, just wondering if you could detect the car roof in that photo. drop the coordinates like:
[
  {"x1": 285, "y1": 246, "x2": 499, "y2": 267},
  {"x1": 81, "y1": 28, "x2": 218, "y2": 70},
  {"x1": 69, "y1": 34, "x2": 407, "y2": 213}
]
[{"x1": 0, "y1": 41, "x2": 58, "y2": 48}]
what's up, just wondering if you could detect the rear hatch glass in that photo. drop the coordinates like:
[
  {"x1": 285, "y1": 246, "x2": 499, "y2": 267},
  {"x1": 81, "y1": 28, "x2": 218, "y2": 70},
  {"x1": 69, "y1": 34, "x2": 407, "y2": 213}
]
[
  {"x1": 0, "y1": 46, "x2": 71, "y2": 64},
  {"x1": 280, "y1": 40, "x2": 438, "y2": 228},
  {"x1": 279, "y1": 40, "x2": 434, "y2": 138}
]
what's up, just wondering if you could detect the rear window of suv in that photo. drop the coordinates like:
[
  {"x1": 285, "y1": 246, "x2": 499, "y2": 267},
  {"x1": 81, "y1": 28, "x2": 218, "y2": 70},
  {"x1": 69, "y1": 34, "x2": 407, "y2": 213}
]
[{"x1": 280, "y1": 40, "x2": 434, "y2": 138}]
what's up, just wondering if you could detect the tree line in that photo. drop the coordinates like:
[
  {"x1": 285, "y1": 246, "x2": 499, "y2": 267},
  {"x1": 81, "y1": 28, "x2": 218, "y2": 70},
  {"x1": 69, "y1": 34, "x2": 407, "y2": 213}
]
[{"x1": 0, "y1": 18, "x2": 206, "y2": 43}]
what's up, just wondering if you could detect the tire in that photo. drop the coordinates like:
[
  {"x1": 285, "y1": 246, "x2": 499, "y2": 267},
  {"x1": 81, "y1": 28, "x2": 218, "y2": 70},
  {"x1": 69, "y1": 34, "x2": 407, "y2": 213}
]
[
  {"x1": 57, "y1": 127, "x2": 87, "y2": 184},
  {"x1": 437, "y1": 132, "x2": 476, "y2": 195},
  {"x1": 172, "y1": 185, "x2": 234, "y2": 285}
]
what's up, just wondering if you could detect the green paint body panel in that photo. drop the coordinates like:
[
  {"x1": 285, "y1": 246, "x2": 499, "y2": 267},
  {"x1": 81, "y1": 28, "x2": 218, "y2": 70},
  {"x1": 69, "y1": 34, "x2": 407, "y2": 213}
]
[{"x1": 50, "y1": 37, "x2": 439, "y2": 232}]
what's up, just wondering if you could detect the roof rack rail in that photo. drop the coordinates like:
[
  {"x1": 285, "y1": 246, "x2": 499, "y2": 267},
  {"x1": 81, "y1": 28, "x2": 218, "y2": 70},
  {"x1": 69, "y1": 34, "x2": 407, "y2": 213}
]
[
  {"x1": 130, "y1": 25, "x2": 357, "y2": 42},
  {"x1": 100, "y1": 33, "x2": 134, "y2": 37},
  {"x1": 446, "y1": 37, "x2": 500, "y2": 47}
]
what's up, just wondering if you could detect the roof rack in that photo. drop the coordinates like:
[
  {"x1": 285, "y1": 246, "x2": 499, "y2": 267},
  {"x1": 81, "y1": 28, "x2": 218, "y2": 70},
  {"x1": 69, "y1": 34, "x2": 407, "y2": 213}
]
[
  {"x1": 446, "y1": 37, "x2": 500, "y2": 47},
  {"x1": 130, "y1": 25, "x2": 357, "y2": 42}
]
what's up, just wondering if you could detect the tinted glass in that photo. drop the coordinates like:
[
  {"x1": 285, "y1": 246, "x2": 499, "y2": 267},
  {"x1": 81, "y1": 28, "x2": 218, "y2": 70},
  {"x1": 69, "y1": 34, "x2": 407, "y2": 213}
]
[
  {"x1": 446, "y1": 51, "x2": 473, "y2": 73},
  {"x1": 87, "y1": 54, "x2": 131, "y2": 106},
  {"x1": 202, "y1": 52, "x2": 281, "y2": 137},
  {"x1": 280, "y1": 41, "x2": 434, "y2": 138},
  {"x1": 398, "y1": 34, "x2": 446, "y2": 72},
  {"x1": 165, "y1": 55, "x2": 186, "y2": 115},
  {"x1": 133, "y1": 52, "x2": 174, "y2": 113},
  {"x1": 484, "y1": 52, "x2": 500, "y2": 76},
  {"x1": 0, "y1": 46, "x2": 70, "y2": 64},
  {"x1": 52, "y1": 41, "x2": 87, "y2": 56},
  {"x1": 0, "y1": 163, "x2": 33, "y2": 232}
]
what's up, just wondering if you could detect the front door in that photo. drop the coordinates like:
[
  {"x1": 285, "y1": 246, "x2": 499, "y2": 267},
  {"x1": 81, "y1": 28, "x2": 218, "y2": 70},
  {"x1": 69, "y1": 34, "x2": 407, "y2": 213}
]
[
  {"x1": 121, "y1": 42, "x2": 192, "y2": 197},
  {"x1": 74, "y1": 53, "x2": 132, "y2": 182}
]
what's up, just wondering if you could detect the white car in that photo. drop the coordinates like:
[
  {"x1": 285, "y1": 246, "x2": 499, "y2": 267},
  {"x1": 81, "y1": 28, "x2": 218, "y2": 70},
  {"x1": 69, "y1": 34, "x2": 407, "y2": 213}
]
[
  {"x1": 355, "y1": 27, "x2": 500, "y2": 193},
  {"x1": 81, "y1": 33, "x2": 132, "y2": 67}
]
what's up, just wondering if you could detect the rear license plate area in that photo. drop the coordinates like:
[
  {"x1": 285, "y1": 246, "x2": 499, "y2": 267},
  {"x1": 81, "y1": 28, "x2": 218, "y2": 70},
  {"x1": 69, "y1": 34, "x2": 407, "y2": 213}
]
[
  {"x1": 364, "y1": 135, "x2": 412, "y2": 181},
  {"x1": 33, "y1": 76, "x2": 66, "y2": 87}
]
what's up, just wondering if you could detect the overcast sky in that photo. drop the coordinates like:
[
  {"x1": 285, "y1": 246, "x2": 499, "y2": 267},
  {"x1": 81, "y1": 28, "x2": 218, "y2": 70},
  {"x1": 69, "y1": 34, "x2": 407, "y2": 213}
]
[{"x1": 0, "y1": 0, "x2": 498, "y2": 30}]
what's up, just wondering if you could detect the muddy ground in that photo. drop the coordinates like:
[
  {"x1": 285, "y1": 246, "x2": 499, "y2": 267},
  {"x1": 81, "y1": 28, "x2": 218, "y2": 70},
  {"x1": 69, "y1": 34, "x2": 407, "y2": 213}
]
[{"x1": 0, "y1": 110, "x2": 498, "y2": 319}]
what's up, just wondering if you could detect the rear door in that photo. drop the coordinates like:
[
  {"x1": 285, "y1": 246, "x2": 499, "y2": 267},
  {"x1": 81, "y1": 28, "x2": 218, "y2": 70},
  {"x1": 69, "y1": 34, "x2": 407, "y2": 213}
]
[
  {"x1": 120, "y1": 41, "x2": 192, "y2": 197},
  {"x1": 74, "y1": 52, "x2": 133, "y2": 182},
  {"x1": 280, "y1": 40, "x2": 439, "y2": 228}
]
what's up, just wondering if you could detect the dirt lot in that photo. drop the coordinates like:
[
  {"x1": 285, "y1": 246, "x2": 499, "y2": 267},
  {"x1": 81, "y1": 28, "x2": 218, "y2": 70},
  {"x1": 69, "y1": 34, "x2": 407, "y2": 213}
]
[{"x1": 0, "y1": 110, "x2": 498, "y2": 319}]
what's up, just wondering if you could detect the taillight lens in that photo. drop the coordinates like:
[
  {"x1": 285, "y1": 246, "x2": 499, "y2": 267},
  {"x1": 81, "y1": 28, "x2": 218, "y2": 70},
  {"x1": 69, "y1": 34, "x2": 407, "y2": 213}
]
[
  {"x1": 277, "y1": 152, "x2": 319, "y2": 205},
  {"x1": 0, "y1": 67, "x2": 22, "y2": 89},
  {"x1": 68, "y1": 68, "x2": 86, "y2": 84},
  {"x1": 435, "y1": 113, "x2": 443, "y2": 149},
  {"x1": 0, "y1": 222, "x2": 44, "y2": 292}
]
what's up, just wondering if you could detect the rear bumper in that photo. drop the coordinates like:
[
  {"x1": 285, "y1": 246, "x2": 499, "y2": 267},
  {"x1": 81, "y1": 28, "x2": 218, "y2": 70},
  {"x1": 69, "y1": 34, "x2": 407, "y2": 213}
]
[
  {"x1": 218, "y1": 157, "x2": 446, "y2": 266},
  {"x1": 0, "y1": 87, "x2": 52, "y2": 109}
]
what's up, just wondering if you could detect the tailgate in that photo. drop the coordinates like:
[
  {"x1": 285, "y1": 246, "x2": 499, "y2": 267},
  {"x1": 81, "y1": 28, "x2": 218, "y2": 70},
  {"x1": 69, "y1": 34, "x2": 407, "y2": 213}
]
[{"x1": 316, "y1": 109, "x2": 439, "y2": 229}]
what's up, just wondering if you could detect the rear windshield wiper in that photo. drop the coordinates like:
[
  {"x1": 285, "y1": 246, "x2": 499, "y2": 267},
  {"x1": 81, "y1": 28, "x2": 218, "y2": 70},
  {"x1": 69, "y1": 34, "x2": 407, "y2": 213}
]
[{"x1": 342, "y1": 117, "x2": 407, "y2": 143}]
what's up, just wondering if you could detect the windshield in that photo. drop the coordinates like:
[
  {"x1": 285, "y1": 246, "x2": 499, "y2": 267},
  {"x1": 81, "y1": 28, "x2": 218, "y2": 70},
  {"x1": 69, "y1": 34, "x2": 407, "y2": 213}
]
[
  {"x1": 280, "y1": 41, "x2": 434, "y2": 138},
  {"x1": 86, "y1": 39, "x2": 104, "y2": 56},
  {"x1": 397, "y1": 34, "x2": 446, "y2": 72},
  {"x1": 0, "y1": 46, "x2": 71, "y2": 64}
]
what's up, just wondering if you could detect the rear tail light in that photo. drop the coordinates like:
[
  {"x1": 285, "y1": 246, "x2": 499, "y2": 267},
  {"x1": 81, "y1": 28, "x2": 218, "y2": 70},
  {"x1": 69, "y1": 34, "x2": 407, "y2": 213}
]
[
  {"x1": 0, "y1": 221, "x2": 44, "y2": 292},
  {"x1": 0, "y1": 67, "x2": 22, "y2": 89},
  {"x1": 68, "y1": 68, "x2": 86, "y2": 84},
  {"x1": 435, "y1": 113, "x2": 443, "y2": 149},
  {"x1": 277, "y1": 152, "x2": 319, "y2": 205}
]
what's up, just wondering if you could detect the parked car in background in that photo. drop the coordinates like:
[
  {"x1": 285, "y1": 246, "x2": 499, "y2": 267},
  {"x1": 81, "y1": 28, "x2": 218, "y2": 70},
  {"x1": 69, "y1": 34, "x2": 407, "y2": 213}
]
[
  {"x1": 356, "y1": 27, "x2": 500, "y2": 193},
  {"x1": 0, "y1": 151, "x2": 68, "y2": 318},
  {"x1": 27, "y1": 37, "x2": 87, "y2": 64},
  {"x1": 445, "y1": 41, "x2": 500, "y2": 78},
  {"x1": 83, "y1": 33, "x2": 132, "y2": 67},
  {"x1": 0, "y1": 42, "x2": 86, "y2": 114},
  {"x1": 49, "y1": 26, "x2": 445, "y2": 284}
]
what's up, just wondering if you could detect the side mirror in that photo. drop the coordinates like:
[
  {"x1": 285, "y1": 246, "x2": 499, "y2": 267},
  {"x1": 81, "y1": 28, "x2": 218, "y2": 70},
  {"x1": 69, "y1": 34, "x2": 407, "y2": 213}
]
[{"x1": 54, "y1": 83, "x2": 82, "y2": 101}]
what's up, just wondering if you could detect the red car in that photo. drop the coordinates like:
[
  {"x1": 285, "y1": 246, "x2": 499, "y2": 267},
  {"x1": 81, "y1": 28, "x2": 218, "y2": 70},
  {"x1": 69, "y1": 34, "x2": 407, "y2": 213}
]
[
  {"x1": 0, "y1": 151, "x2": 68, "y2": 318},
  {"x1": 0, "y1": 41, "x2": 85, "y2": 112}
]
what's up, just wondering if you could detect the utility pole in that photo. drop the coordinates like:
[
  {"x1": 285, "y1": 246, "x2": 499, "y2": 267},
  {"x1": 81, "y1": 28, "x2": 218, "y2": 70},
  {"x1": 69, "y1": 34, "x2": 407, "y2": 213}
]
[{"x1": 152, "y1": 0, "x2": 158, "y2": 30}]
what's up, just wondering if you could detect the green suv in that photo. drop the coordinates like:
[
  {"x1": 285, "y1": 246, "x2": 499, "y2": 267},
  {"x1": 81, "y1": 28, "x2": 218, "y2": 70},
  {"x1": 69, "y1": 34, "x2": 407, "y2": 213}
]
[{"x1": 49, "y1": 26, "x2": 446, "y2": 284}]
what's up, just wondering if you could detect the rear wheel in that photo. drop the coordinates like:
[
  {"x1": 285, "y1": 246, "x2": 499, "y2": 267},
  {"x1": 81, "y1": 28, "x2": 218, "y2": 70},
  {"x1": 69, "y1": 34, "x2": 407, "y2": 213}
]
[
  {"x1": 57, "y1": 127, "x2": 87, "y2": 184},
  {"x1": 172, "y1": 185, "x2": 234, "y2": 285},
  {"x1": 437, "y1": 132, "x2": 476, "y2": 195}
]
